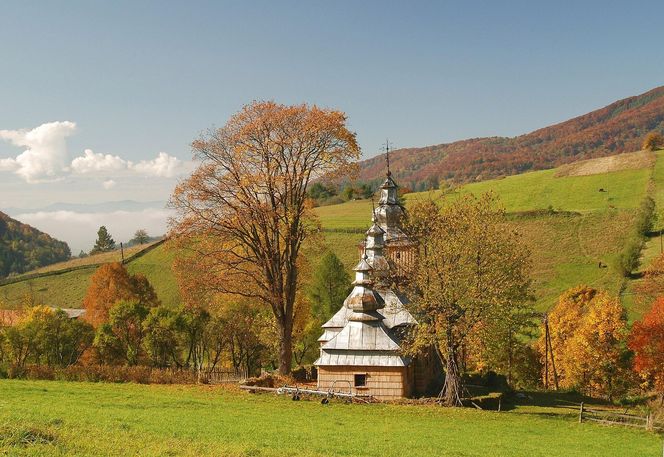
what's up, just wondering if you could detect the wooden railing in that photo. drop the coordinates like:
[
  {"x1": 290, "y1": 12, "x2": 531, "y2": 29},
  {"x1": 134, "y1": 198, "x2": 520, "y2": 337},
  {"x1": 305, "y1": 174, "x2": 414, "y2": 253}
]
[
  {"x1": 578, "y1": 402, "x2": 663, "y2": 432},
  {"x1": 199, "y1": 367, "x2": 248, "y2": 384}
]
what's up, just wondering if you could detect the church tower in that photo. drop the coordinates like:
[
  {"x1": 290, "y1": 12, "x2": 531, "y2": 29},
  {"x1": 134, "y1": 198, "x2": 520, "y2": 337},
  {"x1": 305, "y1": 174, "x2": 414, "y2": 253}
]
[{"x1": 315, "y1": 144, "x2": 440, "y2": 399}]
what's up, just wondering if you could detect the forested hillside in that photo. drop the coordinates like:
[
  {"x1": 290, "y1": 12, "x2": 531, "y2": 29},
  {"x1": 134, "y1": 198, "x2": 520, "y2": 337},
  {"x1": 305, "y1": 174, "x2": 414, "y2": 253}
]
[
  {"x1": 359, "y1": 86, "x2": 664, "y2": 188},
  {"x1": 0, "y1": 211, "x2": 71, "y2": 278}
]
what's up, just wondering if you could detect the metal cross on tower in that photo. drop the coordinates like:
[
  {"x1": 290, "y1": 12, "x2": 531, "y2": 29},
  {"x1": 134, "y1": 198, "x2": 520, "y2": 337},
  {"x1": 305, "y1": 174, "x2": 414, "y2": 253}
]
[{"x1": 381, "y1": 139, "x2": 393, "y2": 176}]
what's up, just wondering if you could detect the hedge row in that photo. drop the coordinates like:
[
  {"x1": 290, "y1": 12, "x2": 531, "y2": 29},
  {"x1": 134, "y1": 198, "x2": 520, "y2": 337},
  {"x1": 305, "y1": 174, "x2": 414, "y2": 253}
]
[
  {"x1": 0, "y1": 363, "x2": 197, "y2": 384},
  {"x1": 616, "y1": 196, "x2": 656, "y2": 277}
]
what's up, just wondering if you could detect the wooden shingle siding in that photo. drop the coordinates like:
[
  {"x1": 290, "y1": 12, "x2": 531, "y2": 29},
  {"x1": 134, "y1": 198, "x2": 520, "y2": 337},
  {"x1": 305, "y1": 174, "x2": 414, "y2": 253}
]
[{"x1": 318, "y1": 366, "x2": 409, "y2": 400}]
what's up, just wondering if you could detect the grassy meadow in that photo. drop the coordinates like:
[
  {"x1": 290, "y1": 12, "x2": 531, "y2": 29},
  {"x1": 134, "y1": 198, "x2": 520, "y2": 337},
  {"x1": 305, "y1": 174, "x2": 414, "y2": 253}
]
[
  {"x1": 315, "y1": 151, "x2": 657, "y2": 316},
  {"x1": 0, "y1": 380, "x2": 660, "y2": 457}
]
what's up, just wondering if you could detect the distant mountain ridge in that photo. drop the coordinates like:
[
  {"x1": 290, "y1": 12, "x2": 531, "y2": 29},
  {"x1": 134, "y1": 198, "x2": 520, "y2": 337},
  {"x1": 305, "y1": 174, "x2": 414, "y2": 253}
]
[
  {"x1": 3, "y1": 200, "x2": 167, "y2": 217},
  {"x1": 0, "y1": 211, "x2": 71, "y2": 278},
  {"x1": 359, "y1": 86, "x2": 664, "y2": 186}
]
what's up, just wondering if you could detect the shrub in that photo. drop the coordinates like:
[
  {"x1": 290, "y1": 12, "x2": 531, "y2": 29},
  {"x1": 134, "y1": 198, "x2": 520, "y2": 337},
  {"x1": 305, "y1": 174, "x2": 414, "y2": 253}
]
[
  {"x1": 615, "y1": 196, "x2": 655, "y2": 277},
  {"x1": 4, "y1": 364, "x2": 197, "y2": 384}
]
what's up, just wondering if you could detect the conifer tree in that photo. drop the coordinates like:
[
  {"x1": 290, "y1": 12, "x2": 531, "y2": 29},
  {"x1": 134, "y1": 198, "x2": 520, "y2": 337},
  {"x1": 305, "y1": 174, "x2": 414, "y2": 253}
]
[
  {"x1": 91, "y1": 226, "x2": 116, "y2": 254},
  {"x1": 307, "y1": 252, "x2": 351, "y2": 321}
]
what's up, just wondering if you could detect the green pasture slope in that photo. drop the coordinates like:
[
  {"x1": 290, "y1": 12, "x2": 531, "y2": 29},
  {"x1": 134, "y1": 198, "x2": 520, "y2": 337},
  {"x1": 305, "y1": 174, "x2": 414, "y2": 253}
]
[
  {"x1": 0, "y1": 242, "x2": 180, "y2": 309},
  {"x1": 0, "y1": 380, "x2": 659, "y2": 457},
  {"x1": 316, "y1": 154, "x2": 658, "y2": 316},
  {"x1": 1, "y1": 151, "x2": 661, "y2": 317}
]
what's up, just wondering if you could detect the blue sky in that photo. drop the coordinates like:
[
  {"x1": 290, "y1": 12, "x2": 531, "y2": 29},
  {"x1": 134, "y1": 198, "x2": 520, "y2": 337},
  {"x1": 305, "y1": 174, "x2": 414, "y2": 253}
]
[{"x1": 1, "y1": 0, "x2": 663, "y2": 249}]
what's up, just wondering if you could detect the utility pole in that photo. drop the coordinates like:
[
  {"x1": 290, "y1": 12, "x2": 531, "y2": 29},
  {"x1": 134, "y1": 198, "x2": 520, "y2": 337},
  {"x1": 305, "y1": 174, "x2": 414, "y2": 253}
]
[{"x1": 544, "y1": 314, "x2": 549, "y2": 390}]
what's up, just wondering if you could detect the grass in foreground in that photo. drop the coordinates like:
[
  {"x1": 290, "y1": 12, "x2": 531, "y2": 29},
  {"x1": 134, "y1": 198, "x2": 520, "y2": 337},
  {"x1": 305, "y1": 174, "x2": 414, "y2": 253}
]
[{"x1": 0, "y1": 380, "x2": 659, "y2": 457}]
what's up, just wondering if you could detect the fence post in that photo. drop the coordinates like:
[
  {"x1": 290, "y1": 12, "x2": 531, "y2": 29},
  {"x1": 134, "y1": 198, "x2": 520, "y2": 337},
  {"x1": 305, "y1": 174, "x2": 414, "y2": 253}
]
[
  {"x1": 646, "y1": 413, "x2": 653, "y2": 431},
  {"x1": 578, "y1": 402, "x2": 584, "y2": 423}
]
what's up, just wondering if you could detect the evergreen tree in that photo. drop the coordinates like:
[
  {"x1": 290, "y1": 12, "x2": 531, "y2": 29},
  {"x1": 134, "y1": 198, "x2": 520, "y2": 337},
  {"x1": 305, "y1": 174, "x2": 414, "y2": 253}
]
[
  {"x1": 307, "y1": 252, "x2": 351, "y2": 321},
  {"x1": 91, "y1": 226, "x2": 116, "y2": 254}
]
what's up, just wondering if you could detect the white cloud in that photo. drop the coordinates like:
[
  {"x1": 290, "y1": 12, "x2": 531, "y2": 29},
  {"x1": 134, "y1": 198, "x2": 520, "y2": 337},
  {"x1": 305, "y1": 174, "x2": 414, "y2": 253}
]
[
  {"x1": 0, "y1": 157, "x2": 19, "y2": 171},
  {"x1": 71, "y1": 149, "x2": 127, "y2": 174},
  {"x1": 102, "y1": 179, "x2": 117, "y2": 190},
  {"x1": 0, "y1": 121, "x2": 77, "y2": 183},
  {"x1": 70, "y1": 149, "x2": 187, "y2": 178},
  {"x1": 131, "y1": 152, "x2": 184, "y2": 178},
  {"x1": 14, "y1": 208, "x2": 173, "y2": 253},
  {"x1": 1, "y1": 121, "x2": 191, "y2": 183}
]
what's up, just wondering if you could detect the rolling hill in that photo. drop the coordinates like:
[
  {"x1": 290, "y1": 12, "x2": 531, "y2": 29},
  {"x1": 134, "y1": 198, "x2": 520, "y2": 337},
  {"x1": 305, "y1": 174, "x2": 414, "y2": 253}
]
[
  {"x1": 358, "y1": 86, "x2": 664, "y2": 188},
  {"x1": 0, "y1": 211, "x2": 71, "y2": 279},
  {"x1": 2, "y1": 149, "x2": 661, "y2": 322}
]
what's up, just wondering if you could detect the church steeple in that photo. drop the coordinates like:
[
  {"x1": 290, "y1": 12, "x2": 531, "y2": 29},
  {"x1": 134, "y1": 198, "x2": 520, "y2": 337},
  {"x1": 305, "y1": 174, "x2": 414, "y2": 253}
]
[
  {"x1": 364, "y1": 203, "x2": 390, "y2": 281},
  {"x1": 345, "y1": 254, "x2": 384, "y2": 322},
  {"x1": 375, "y1": 141, "x2": 407, "y2": 242}
]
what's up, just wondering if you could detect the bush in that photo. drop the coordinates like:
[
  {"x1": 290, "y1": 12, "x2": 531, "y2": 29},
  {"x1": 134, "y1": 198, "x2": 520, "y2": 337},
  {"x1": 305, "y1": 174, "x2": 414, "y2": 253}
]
[
  {"x1": 291, "y1": 365, "x2": 317, "y2": 382},
  {"x1": 3, "y1": 364, "x2": 197, "y2": 384},
  {"x1": 616, "y1": 196, "x2": 655, "y2": 277}
]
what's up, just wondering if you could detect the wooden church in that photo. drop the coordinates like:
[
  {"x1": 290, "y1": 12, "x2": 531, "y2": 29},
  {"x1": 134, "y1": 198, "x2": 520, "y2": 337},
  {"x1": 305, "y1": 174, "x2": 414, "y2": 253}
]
[{"x1": 314, "y1": 166, "x2": 442, "y2": 400}]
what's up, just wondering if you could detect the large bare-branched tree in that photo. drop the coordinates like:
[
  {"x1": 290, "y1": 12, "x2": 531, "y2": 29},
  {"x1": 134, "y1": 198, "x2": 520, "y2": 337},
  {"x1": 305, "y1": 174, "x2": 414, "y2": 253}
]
[
  {"x1": 169, "y1": 101, "x2": 359, "y2": 374},
  {"x1": 404, "y1": 193, "x2": 532, "y2": 406}
]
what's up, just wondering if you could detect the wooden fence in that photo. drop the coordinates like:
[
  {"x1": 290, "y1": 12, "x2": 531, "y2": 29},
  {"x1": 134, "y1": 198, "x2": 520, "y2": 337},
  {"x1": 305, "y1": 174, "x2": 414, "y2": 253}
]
[
  {"x1": 578, "y1": 402, "x2": 664, "y2": 432},
  {"x1": 199, "y1": 367, "x2": 248, "y2": 384}
]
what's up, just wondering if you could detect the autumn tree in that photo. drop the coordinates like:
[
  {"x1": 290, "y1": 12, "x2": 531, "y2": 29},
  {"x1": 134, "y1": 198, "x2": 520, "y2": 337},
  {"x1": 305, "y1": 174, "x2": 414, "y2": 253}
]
[
  {"x1": 403, "y1": 193, "x2": 532, "y2": 406},
  {"x1": 1, "y1": 306, "x2": 94, "y2": 368},
  {"x1": 83, "y1": 262, "x2": 160, "y2": 327},
  {"x1": 142, "y1": 306, "x2": 186, "y2": 368},
  {"x1": 91, "y1": 226, "x2": 116, "y2": 254},
  {"x1": 169, "y1": 101, "x2": 359, "y2": 374},
  {"x1": 629, "y1": 297, "x2": 664, "y2": 395},
  {"x1": 643, "y1": 131, "x2": 664, "y2": 152},
  {"x1": 540, "y1": 286, "x2": 632, "y2": 399},
  {"x1": 94, "y1": 300, "x2": 149, "y2": 366}
]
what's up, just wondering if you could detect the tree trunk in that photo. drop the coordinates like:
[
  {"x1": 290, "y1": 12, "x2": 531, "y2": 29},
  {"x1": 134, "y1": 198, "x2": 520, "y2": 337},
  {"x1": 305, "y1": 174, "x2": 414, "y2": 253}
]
[
  {"x1": 443, "y1": 344, "x2": 463, "y2": 407},
  {"x1": 278, "y1": 317, "x2": 293, "y2": 375}
]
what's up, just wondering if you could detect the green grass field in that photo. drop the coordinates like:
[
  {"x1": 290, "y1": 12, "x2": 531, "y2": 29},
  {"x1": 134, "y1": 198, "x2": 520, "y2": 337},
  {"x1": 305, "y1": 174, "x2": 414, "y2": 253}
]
[
  {"x1": 0, "y1": 242, "x2": 178, "y2": 310},
  {"x1": 14, "y1": 242, "x2": 159, "y2": 277},
  {"x1": 314, "y1": 153, "x2": 654, "y2": 315},
  {"x1": 0, "y1": 380, "x2": 659, "y2": 457},
  {"x1": 126, "y1": 243, "x2": 181, "y2": 308}
]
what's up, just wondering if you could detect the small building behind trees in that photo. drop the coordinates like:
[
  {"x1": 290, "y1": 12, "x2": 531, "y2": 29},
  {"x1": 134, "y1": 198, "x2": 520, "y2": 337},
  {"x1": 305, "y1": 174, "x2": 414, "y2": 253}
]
[{"x1": 315, "y1": 168, "x2": 442, "y2": 399}]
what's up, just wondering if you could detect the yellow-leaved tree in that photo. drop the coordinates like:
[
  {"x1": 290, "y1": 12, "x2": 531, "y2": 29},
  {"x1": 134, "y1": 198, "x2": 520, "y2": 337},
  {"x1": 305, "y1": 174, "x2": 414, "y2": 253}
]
[
  {"x1": 404, "y1": 193, "x2": 533, "y2": 406},
  {"x1": 540, "y1": 286, "x2": 632, "y2": 399}
]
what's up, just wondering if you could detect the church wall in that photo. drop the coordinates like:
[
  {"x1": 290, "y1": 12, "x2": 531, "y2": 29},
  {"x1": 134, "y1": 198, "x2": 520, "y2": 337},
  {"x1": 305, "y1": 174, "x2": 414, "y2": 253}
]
[{"x1": 317, "y1": 366, "x2": 410, "y2": 400}]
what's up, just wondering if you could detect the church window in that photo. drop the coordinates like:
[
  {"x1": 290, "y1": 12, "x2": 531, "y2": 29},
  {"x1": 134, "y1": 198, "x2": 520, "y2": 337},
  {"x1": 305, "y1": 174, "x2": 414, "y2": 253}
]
[{"x1": 354, "y1": 374, "x2": 367, "y2": 387}]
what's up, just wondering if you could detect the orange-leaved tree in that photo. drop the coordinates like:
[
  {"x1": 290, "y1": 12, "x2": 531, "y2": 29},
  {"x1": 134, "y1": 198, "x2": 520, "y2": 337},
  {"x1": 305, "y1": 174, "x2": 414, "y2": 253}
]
[
  {"x1": 540, "y1": 286, "x2": 631, "y2": 399},
  {"x1": 629, "y1": 297, "x2": 664, "y2": 394},
  {"x1": 643, "y1": 131, "x2": 664, "y2": 152},
  {"x1": 169, "y1": 101, "x2": 359, "y2": 374},
  {"x1": 83, "y1": 262, "x2": 160, "y2": 327}
]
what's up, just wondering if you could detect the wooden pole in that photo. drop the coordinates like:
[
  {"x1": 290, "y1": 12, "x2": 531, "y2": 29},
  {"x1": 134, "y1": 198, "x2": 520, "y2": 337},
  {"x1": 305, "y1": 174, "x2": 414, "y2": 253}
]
[
  {"x1": 545, "y1": 318, "x2": 560, "y2": 390},
  {"x1": 120, "y1": 242, "x2": 125, "y2": 263},
  {"x1": 578, "y1": 402, "x2": 584, "y2": 423},
  {"x1": 544, "y1": 315, "x2": 549, "y2": 390}
]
